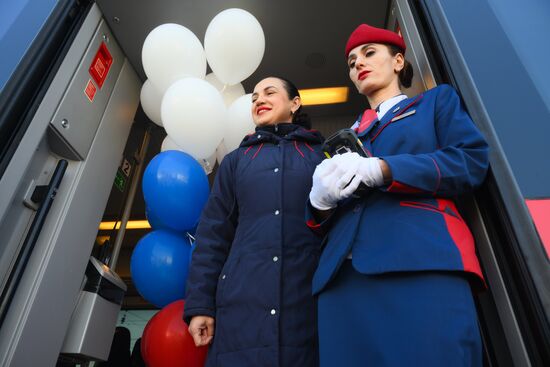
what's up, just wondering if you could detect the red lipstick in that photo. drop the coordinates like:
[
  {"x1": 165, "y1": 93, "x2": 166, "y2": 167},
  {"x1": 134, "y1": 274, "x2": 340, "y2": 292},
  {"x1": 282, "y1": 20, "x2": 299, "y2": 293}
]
[
  {"x1": 256, "y1": 106, "x2": 271, "y2": 115},
  {"x1": 358, "y1": 70, "x2": 370, "y2": 80}
]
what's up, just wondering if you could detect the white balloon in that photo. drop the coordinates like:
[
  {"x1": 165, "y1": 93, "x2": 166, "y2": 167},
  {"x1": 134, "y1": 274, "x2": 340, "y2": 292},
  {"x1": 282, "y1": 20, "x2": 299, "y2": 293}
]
[
  {"x1": 160, "y1": 135, "x2": 180, "y2": 152},
  {"x1": 205, "y1": 9, "x2": 265, "y2": 85},
  {"x1": 140, "y1": 80, "x2": 163, "y2": 126},
  {"x1": 224, "y1": 93, "x2": 256, "y2": 151},
  {"x1": 205, "y1": 73, "x2": 245, "y2": 107},
  {"x1": 216, "y1": 140, "x2": 229, "y2": 164},
  {"x1": 142, "y1": 23, "x2": 206, "y2": 92},
  {"x1": 161, "y1": 136, "x2": 216, "y2": 175},
  {"x1": 162, "y1": 78, "x2": 226, "y2": 159}
]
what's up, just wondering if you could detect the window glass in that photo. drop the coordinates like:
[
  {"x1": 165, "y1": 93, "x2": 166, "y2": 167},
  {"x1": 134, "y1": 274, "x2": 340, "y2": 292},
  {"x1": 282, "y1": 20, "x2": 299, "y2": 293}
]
[
  {"x1": 0, "y1": 0, "x2": 58, "y2": 92},
  {"x1": 487, "y1": 0, "x2": 550, "y2": 109}
]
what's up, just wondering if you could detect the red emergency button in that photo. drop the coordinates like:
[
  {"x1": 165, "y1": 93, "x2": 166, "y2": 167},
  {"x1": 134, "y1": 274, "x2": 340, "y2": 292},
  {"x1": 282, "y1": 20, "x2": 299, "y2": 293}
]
[{"x1": 89, "y1": 42, "x2": 113, "y2": 88}]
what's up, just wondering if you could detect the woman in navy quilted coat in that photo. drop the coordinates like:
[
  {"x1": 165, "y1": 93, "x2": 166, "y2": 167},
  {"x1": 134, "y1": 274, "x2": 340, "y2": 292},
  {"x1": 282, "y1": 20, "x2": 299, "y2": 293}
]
[{"x1": 185, "y1": 77, "x2": 324, "y2": 367}]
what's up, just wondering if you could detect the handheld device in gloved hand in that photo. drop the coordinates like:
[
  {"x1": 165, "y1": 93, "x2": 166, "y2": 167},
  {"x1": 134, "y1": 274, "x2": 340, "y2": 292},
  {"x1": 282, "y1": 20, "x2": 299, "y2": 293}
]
[
  {"x1": 322, "y1": 128, "x2": 369, "y2": 159},
  {"x1": 322, "y1": 128, "x2": 370, "y2": 196}
]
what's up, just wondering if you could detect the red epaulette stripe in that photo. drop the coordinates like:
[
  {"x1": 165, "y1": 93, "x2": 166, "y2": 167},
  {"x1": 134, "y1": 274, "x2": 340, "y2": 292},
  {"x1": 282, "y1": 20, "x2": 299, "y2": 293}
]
[
  {"x1": 252, "y1": 143, "x2": 264, "y2": 159},
  {"x1": 294, "y1": 141, "x2": 305, "y2": 158}
]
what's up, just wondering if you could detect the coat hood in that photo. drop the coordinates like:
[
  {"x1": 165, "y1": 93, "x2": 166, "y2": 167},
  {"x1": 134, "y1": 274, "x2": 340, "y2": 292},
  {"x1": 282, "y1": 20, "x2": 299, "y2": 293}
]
[{"x1": 240, "y1": 123, "x2": 324, "y2": 147}]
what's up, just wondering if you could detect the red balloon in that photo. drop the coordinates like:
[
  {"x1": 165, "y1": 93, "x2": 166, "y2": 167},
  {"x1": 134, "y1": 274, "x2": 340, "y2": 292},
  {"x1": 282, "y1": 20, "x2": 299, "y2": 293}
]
[{"x1": 141, "y1": 300, "x2": 208, "y2": 367}]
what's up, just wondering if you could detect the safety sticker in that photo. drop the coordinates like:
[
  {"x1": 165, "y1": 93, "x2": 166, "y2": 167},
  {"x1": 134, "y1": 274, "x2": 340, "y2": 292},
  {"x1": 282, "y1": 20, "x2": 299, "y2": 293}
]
[{"x1": 84, "y1": 79, "x2": 97, "y2": 102}]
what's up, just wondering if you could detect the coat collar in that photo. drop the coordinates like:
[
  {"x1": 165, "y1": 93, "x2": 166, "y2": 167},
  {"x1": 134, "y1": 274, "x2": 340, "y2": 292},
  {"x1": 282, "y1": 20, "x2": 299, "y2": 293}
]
[
  {"x1": 357, "y1": 94, "x2": 422, "y2": 138},
  {"x1": 376, "y1": 94, "x2": 408, "y2": 119},
  {"x1": 240, "y1": 123, "x2": 324, "y2": 147}
]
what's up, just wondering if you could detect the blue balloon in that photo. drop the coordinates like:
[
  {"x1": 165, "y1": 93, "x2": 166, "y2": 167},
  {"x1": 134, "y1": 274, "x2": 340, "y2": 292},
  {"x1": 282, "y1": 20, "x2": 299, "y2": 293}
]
[
  {"x1": 145, "y1": 206, "x2": 164, "y2": 230},
  {"x1": 186, "y1": 222, "x2": 198, "y2": 236},
  {"x1": 146, "y1": 206, "x2": 193, "y2": 234},
  {"x1": 130, "y1": 230, "x2": 192, "y2": 308},
  {"x1": 143, "y1": 151, "x2": 209, "y2": 232}
]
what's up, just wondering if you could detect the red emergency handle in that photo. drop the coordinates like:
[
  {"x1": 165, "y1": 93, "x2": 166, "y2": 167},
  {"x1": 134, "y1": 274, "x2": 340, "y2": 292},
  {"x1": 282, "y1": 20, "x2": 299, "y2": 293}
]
[{"x1": 89, "y1": 42, "x2": 113, "y2": 88}]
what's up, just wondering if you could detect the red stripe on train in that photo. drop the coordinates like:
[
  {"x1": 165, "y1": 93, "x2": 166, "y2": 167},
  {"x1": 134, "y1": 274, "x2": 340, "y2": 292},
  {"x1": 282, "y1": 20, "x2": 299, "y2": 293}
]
[{"x1": 525, "y1": 199, "x2": 550, "y2": 259}]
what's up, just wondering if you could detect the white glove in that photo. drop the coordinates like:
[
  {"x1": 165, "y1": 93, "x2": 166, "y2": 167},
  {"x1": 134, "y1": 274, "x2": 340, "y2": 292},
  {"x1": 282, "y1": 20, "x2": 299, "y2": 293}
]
[
  {"x1": 334, "y1": 152, "x2": 384, "y2": 188},
  {"x1": 309, "y1": 156, "x2": 364, "y2": 210}
]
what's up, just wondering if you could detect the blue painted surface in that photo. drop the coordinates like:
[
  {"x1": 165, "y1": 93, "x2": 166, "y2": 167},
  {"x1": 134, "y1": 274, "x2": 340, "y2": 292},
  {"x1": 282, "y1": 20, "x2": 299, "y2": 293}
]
[
  {"x1": 439, "y1": 0, "x2": 550, "y2": 198},
  {"x1": 487, "y1": 0, "x2": 550, "y2": 109},
  {"x1": 0, "y1": 0, "x2": 58, "y2": 92}
]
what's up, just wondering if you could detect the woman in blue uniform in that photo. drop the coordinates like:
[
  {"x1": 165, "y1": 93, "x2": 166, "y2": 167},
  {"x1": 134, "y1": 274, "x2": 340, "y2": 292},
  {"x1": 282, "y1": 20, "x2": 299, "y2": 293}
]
[
  {"x1": 184, "y1": 77, "x2": 324, "y2": 367},
  {"x1": 307, "y1": 24, "x2": 490, "y2": 366}
]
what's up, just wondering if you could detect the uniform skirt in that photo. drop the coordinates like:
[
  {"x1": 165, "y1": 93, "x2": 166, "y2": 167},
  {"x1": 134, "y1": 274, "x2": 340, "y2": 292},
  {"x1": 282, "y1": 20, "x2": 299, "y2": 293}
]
[{"x1": 317, "y1": 261, "x2": 482, "y2": 367}]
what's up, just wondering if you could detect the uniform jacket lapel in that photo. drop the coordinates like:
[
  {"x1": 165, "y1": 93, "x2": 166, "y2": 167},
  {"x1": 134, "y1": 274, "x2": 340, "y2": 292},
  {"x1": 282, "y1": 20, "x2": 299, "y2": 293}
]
[
  {"x1": 369, "y1": 94, "x2": 423, "y2": 143},
  {"x1": 356, "y1": 96, "x2": 414, "y2": 155}
]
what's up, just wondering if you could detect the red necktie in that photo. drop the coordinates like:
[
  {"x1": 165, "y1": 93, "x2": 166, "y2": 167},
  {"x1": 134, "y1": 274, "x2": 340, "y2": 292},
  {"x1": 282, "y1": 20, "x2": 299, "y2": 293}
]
[{"x1": 355, "y1": 109, "x2": 378, "y2": 134}]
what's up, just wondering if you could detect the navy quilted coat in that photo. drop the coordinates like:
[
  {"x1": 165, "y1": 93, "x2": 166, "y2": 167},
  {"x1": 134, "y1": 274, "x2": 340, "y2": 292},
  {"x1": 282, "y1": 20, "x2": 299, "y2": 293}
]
[{"x1": 185, "y1": 123, "x2": 324, "y2": 367}]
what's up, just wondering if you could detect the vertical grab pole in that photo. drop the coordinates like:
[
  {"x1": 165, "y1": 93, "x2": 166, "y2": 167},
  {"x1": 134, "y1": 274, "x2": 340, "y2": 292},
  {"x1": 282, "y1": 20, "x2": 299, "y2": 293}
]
[{"x1": 108, "y1": 126, "x2": 151, "y2": 270}]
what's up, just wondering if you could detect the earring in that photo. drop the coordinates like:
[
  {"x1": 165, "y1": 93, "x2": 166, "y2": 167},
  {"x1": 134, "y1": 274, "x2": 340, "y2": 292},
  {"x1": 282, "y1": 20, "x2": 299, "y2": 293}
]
[{"x1": 290, "y1": 110, "x2": 295, "y2": 115}]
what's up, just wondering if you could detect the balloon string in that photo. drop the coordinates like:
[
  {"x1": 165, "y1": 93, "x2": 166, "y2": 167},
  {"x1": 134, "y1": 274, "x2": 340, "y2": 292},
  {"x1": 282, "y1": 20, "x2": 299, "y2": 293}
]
[{"x1": 220, "y1": 84, "x2": 227, "y2": 93}]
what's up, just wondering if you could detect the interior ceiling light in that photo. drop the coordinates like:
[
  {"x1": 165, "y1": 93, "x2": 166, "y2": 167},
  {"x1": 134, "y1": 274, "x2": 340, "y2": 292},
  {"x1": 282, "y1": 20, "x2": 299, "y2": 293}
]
[
  {"x1": 299, "y1": 86, "x2": 349, "y2": 106},
  {"x1": 99, "y1": 220, "x2": 151, "y2": 230},
  {"x1": 95, "y1": 235, "x2": 111, "y2": 245}
]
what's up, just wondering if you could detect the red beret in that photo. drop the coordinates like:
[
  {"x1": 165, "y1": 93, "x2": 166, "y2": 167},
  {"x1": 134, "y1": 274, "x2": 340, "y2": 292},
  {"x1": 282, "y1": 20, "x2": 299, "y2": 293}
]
[{"x1": 345, "y1": 24, "x2": 406, "y2": 57}]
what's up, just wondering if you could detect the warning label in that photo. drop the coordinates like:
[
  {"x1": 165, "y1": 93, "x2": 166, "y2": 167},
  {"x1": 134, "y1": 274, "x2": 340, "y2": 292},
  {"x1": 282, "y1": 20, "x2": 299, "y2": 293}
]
[
  {"x1": 84, "y1": 79, "x2": 97, "y2": 102},
  {"x1": 89, "y1": 42, "x2": 113, "y2": 88},
  {"x1": 94, "y1": 58, "x2": 106, "y2": 78}
]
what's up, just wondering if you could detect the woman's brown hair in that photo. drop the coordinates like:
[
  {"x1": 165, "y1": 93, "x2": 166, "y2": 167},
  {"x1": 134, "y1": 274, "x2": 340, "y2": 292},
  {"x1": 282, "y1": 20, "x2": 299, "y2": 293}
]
[{"x1": 388, "y1": 45, "x2": 413, "y2": 88}]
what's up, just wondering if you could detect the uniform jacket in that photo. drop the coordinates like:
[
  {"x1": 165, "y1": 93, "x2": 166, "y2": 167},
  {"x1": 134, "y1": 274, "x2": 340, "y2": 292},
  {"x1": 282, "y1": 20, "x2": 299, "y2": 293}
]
[
  {"x1": 307, "y1": 84, "x2": 490, "y2": 295},
  {"x1": 185, "y1": 124, "x2": 324, "y2": 367}
]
